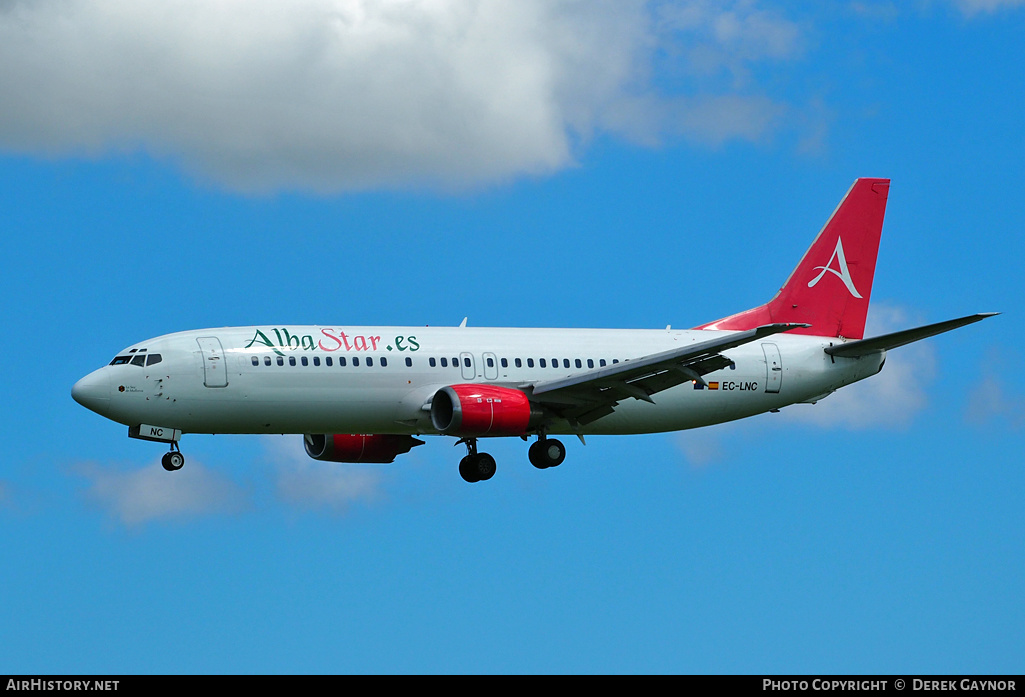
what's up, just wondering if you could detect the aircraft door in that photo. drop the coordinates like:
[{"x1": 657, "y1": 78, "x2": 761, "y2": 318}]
[
  {"x1": 459, "y1": 352, "x2": 476, "y2": 381},
  {"x1": 197, "y1": 336, "x2": 228, "y2": 388},
  {"x1": 762, "y1": 343, "x2": 782, "y2": 393},
  {"x1": 482, "y1": 352, "x2": 499, "y2": 380}
]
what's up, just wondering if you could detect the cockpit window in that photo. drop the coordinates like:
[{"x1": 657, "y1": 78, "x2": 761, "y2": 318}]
[{"x1": 110, "y1": 353, "x2": 162, "y2": 366}]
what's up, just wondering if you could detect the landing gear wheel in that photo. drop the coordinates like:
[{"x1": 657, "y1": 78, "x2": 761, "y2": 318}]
[
  {"x1": 455, "y1": 437, "x2": 497, "y2": 483},
  {"x1": 459, "y1": 455, "x2": 479, "y2": 483},
  {"x1": 459, "y1": 453, "x2": 496, "y2": 483},
  {"x1": 474, "y1": 453, "x2": 496, "y2": 481},
  {"x1": 529, "y1": 438, "x2": 566, "y2": 469},
  {"x1": 161, "y1": 450, "x2": 185, "y2": 472}
]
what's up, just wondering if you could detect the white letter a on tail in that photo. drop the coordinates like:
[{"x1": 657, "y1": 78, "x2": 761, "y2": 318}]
[{"x1": 808, "y1": 236, "x2": 862, "y2": 298}]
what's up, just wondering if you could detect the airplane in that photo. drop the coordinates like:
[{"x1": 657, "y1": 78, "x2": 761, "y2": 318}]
[{"x1": 72, "y1": 178, "x2": 995, "y2": 483}]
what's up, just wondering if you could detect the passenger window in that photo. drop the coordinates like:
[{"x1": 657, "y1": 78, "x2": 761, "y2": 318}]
[
  {"x1": 587, "y1": 359, "x2": 594, "y2": 368},
  {"x1": 367, "y1": 357, "x2": 373, "y2": 367},
  {"x1": 486, "y1": 357, "x2": 494, "y2": 368},
  {"x1": 313, "y1": 356, "x2": 321, "y2": 366},
  {"x1": 405, "y1": 357, "x2": 412, "y2": 367},
  {"x1": 539, "y1": 359, "x2": 547, "y2": 368},
  {"x1": 147, "y1": 354, "x2": 163, "y2": 367},
  {"x1": 501, "y1": 358, "x2": 508, "y2": 368},
  {"x1": 251, "y1": 356, "x2": 259, "y2": 366},
  {"x1": 339, "y1": 357, "x2": 347, "y2": 367},
  {"x1": 381, "y1": 357, "x2": 388, "y2": 367},
  {"x1": 564, "y1": 359, "x2": 570, "y2": 369},
  {"x1": 289, "y1": 356, "x2": 296, "y2": 366},
  {"x1": 277, "y1": 356, "x2": 284, "y2": 366},
  {"x1": 527, "y1": 358, "x2": 534, "y2": 368},
  {"x1": 600, "y1": 359, "x2": 607, "y2": 367},
  {"x1": 552, "y1": 359, "x2": 558, "y2": 368},
  {"x1": 430, "y1": 357, "x2": 437, "y2": 367},
  {"x1": 515, "y1": 358, "x2": 522, "y2": 368},
  {"x1": 326, "y1": 357, "x2": 333, "y2": 366},
  {"x1": 301, "y1": 356, "x2": 309, "y2": 366},
  {"x1": 264, "y1": 356, "x2": 271, "y2": 366},
  {"x1": 463, "y1": 357, "x2": 471, "y2": 368},
  {"x1": 353, "y1": 357, "x2": 360, "y2": 367},
  {"x1": 612, "y1": 359, "x2": 619, "y2": 364}
]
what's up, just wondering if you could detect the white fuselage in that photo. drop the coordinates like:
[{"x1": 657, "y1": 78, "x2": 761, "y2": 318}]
[{"x1": 72, "y1": 325, "x2": 885, "y2": 437}]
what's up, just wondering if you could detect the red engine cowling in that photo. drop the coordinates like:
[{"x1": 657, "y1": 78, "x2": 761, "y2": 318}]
[
  {"x1": 304, "y1": 433, "x2": 424, "y2": 463},
  {"x1": 430, "y1": 384, "x2": 542, "y2": 437}
]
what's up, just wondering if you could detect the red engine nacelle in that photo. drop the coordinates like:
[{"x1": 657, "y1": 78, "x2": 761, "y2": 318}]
[
  {"x1": 304, "y1": 433, "x2": 424, "y2": 463},
  {"x1": 430, "y1": 384, "x2": 542, "y2": 437}
]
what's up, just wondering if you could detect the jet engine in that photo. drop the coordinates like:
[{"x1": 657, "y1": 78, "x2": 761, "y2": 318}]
[
  {"x1": 430, "y1": 384, "x2": 543, "y2": 437},
  {"x1": 304, "y1": 433, "x2": 424, "y2": 463}
]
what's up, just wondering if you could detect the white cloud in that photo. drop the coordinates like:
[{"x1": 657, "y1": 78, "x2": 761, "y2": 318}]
[
  {"x1": 847, "y1": 2, "x2": 900, "y2": 22},
  {"x1": 779, "y1": 304, "x2": 936, "y2": 430},
  {"x1": 276, "y1": 463, "x2": 385, "y2": 512},
  {"x1": 676, "y1": 303, "x2": 940, "y2": 466},
  {"x1": 68, "y1": 436, "x2": 393, "y2": 524},
  {"x1": 0, "y1": 0, "x2": 806, "y2": 193},
  {"x1": 965, "y1": 351, "x2": 1025, "y2": 429},
  {"x1": 965, "y1": 377, "x2": 1025, "y2": 428},
  {"x1": 262, "y1": 435, "x2": 387, "y2": 513},
  {"x1": 849, "y1": 0, "x2": 1025, "y2": 19},
  {"x1": 951, "y1": 0, "x2": 1025, "y2": 15},
  {"x1": 655, "y1": 0, "x2": 805, "y2": 85},
  {"x1": 76, "y1": 459, "x2": 250, "y2": 526},
  {"x1": 677, "y1": 422, "x2": 731, "y2": 467}
]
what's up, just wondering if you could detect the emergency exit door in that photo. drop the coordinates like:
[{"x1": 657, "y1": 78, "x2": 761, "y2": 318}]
[
  {"x1": 197, "y1": 336, "x2": 228, "y2": 388},
  {"x1": 762, "y1": 343, "x2": 782, "y2": 393}
]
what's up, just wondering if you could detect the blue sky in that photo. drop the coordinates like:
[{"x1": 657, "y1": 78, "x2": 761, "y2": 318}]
[{"x1": 1, "y1": 0, "x2": 1022, "y2": 674}]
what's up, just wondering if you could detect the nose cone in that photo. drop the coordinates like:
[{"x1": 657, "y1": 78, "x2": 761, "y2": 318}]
[{"x1": 72, "y1": 368, "x2": 110, "y2": 414}]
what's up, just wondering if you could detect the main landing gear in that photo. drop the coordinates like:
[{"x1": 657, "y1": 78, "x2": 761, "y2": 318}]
[
  {"x1": 161, "y1": 442, "x2": 185, "y2": 472},
  {"x1": 457, "y1": 438, "x2": 497, "y2": 483},
  {"x1": 528, "y1": 436, "x2": 566, "y2": 470},
  {"x1": 457, "y1": 435, "x2": 567, "y2": 483}
]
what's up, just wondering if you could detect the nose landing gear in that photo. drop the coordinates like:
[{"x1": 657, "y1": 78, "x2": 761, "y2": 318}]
[{"x1": 161, "y1": 442, "x2": 185, "y2": 472}]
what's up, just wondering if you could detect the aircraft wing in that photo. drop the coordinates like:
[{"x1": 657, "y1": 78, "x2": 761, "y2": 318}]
[
  {"x1": 524, "y1": 323, "x2": 808, "y2": 426},
  {"x1": 824, "y1": 313, "x2": 998, "y2": 358}
]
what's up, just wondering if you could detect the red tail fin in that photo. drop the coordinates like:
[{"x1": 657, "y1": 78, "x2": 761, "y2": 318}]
[{"x1": 697, "y1": 178, "x2": 890, "y2": 340}]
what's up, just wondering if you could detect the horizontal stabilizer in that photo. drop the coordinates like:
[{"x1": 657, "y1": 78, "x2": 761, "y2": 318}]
[{"x1": 824, "y1": 313, "x2": 998, "y2": 357}]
